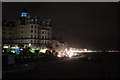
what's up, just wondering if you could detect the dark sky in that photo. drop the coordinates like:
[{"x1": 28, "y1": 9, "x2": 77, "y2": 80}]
[{"x1": 2, "y1": 2, "x2": 119, "y2": 50}]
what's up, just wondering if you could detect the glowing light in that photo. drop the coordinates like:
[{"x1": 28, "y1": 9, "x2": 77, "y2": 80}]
[
  {"x1": 15, "y1": 49, "x2": 19, "y2": 54},
  {"x1": 29, "y1": 49, "x2": 35, "y2": 53},
  {"x1": 11, "y1": 50, "x2": 15, "y2": 53},
  {"x1": 3, "y1": 46, "x2": 9, "y2": 48},
  {"x1": 88, "y1": 57, "x2": 91, "y2": 60},
  {"x1": 84, "y1": 49, "x2": 88, "y2": 52},
  {"x1": 29, "y1": 43, "x2": 31, "y2": 47},
  {"x1": 20, "y1": 49, "x2": 23, "y2": 51},
  {"x1": 11, "y1": 47, "x2": 19, "y2": 49},
  {"x1": 69, "y1": 54, "x2": 73, "y2": 57},
  {"x1": 21, "y1": 13, "x2": 28, "y2": 17},
  {"x1": 69, "y1": 47, "x2": 72, "y2": 51},
  {"x1": 40, "y1": 48, "x2": 48, "y2": 53},
  {"x1": 57, "y1": 54, "x2": 62, "y2": 57},
  {"x1": 68, "y1": 51, "x2": 74, "y2": 58},
  {"x1": 74, "y1": 53, "x2": 77, "y2": 56}
]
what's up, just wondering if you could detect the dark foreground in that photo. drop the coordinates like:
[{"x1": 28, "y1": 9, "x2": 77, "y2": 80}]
[{"x1": 2, "y1": 52, "x2": 120, "y2": 80}]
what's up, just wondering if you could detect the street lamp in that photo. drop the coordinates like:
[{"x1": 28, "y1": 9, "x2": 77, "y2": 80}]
[{"x1": 29, "y1": 43, "x2": 31, "y2": 47}]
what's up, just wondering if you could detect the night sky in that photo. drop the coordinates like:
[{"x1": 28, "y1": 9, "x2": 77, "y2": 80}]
[{"x1": 2, "y1": 2, "x2": 119, "y2": 50}]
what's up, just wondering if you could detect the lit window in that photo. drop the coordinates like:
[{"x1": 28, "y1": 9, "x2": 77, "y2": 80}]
[
  {"x1": 31, "y1": 19, "x2": 33, "y2": 21},
  {"x1": 35, "y1": 19, "x2": 37, "y2": 21}
]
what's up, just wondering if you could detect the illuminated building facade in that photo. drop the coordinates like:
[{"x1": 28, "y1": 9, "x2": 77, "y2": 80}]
[
  {"x1": 52, "y1": 37, "x2": 68, "y2": 51},
  {"x1": 2, "y1": 9, "x2": 52, "y2": 49}
]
